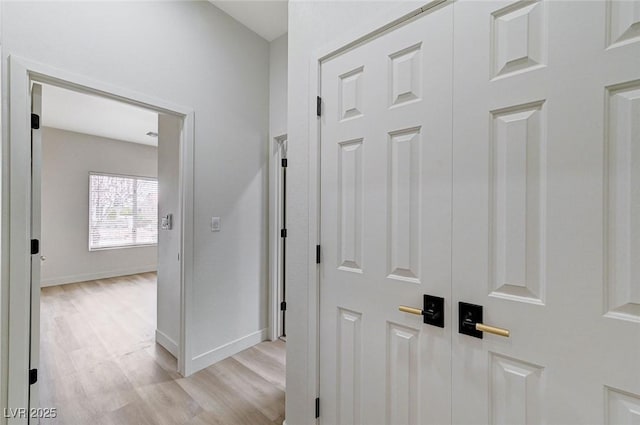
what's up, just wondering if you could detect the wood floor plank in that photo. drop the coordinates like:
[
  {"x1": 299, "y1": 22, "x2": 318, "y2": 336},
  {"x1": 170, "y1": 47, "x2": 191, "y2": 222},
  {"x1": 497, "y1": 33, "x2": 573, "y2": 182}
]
[
  {"x1": 133, "y1": 380, "x2": 203, "y2": 425},
  {"x1": 96, "y1": 398, "x2": 156, "y2": 425},
  {"x1": 40, "y1": 273, "x2": 286, "y2": 425},
  {"x1": 232, "y1": 345, "x2": 286, "y2": 391},
  {"x1": 177, "y1": 372, "x2": 275, "y2": 425},
  {"x1": 203, "y1": 357, "x2": 285, "y2": 421},
  {"x1": 254, "y1": 339, "x2": 286, "y2": 364}
]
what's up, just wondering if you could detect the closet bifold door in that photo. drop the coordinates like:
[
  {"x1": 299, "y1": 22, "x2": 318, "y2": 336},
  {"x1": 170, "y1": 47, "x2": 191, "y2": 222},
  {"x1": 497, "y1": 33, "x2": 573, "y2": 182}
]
[
  {"x1": 318, "y1": 2, "x2": 454, "y2": 424},
  {"x1": 451, "y1": 1, "x2": 640, "y2": 423}
]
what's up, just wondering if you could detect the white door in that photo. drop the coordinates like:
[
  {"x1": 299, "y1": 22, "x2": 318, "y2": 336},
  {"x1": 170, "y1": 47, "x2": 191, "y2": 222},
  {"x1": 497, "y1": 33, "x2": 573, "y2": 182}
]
[
  {"x1": 29, "y1": 82, "x2": 43, "y2": 422},
  {"x1": 157, "y1": 113, "x2": 182, "y2": 355},
  {"x1": 452, "y1": 0, "x2": 640, "y2": 423},
  {"x1": 278, "y1": 137, "x2": 287, "y2": 338},
  {"x1": 319, "y1": 4, "x2": 453, "y2": 424}
]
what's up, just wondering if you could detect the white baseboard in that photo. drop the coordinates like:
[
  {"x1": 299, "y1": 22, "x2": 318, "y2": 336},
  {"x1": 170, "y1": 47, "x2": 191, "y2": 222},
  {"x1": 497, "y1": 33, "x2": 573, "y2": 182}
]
[
  {"x1": 191, "y1": 328, "x2": 267, "y2": 373},
  {"x1": 40, "y1": 265, "x2": 157, "y2": 287},
  {"x1": 155, "y1": 329, "x2": 179, "y2": 358}
]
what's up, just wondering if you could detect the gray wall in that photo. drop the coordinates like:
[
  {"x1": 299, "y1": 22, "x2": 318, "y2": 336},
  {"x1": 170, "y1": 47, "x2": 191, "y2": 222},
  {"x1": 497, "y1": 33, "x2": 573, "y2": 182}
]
[
  {"x1": 270, "y1": 33, "x2": 288, "y2": 139},
  {"x1": 2, "y1": 0, "x2": 270, "y2": 376},
  {"x1": 41, "y1": 127, "x2": 158, "y2": 286}
]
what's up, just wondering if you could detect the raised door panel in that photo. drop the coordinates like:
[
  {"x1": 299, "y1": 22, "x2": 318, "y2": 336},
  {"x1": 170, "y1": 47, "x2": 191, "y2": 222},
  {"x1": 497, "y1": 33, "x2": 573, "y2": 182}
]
[
  {"x1": 489, "y1": 353, "x2": 544, "y2": 425},
  {"x1": 606, "y1": 387, "x2": 640, "y2": 424},
  {"x1": 386, "y1": 322, "x2": 419, "y2": 425},
  {"x1": 605, "y1": 82, "x2": 640, "y2": 322},
  {"x1": 489, "y1": 101, "x2": 546, "y2": 305},
  {"x1": 491, "y1": 0, "x2": 546, "y2": 78},
  {"x1": 337, "y1": 308, "x2": 362, "y2": 425},
  {"x1": 338, "y1": 139, "x2": 364, "y2": 272},
  {"x1": 607, "y1": 0, "x2": 640, "y2": 48},
  {"x1": 387, "y1": 128, "x2": 421, "y2": 283}
]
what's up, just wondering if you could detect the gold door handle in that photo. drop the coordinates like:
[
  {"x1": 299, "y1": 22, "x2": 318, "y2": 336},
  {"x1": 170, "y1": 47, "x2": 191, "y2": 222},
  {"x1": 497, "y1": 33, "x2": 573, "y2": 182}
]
[
  {"x1": 399, "y1": 296, "x2": 445, "y2": 328},
  {"x1": 475, "y1": 323, "x2": 510, "y2": 338},
  {"x1": 459, "y1": 302, "x2": 510, "y2": 339},
  {"x1": 399, "y1": 305, "x2": 423, "y2": 316}
]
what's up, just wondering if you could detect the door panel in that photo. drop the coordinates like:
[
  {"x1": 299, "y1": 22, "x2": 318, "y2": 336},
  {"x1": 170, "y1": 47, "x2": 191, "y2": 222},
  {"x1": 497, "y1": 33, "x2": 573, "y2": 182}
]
[
  {"x1": 320, "y1": 4, "x2": 453, "y2": 424},
  {"x1": 30, "y1": 83, "x2": 43, "y2": 422},
  {"x1": 157, "y1": 113, "x2": 182, "y2": 354},
  {"x1": 452, "y1": 1, "x2": 640, "y2": 423}
]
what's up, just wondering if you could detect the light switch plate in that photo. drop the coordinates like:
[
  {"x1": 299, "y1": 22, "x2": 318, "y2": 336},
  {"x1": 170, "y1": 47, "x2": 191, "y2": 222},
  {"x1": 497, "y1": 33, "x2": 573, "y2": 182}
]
[
  {"x1": 161, "y1": 214, "x2": 172, "y2": 230},
  {"x1": 211, "y1": 216, "x2": 221, "y2": 232}
]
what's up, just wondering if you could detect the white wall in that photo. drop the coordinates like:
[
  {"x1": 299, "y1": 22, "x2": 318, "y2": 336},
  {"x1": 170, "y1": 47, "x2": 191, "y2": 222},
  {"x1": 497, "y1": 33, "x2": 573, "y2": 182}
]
[
  {"x1": 270, "y1": 33, "x2": 288, "y2": 139},
  {"x1": 1, "y1": 0, "x2": 270, "y2": 378},
  {"x1": 40, "y1": 127, "x2": 158, "y2": 287},
  {"x1": 286, "y1": 2, "x2": 425, "y2": 423},
  {"x1": 156, "y1": 114, "x2": 181, "y2": 357}
]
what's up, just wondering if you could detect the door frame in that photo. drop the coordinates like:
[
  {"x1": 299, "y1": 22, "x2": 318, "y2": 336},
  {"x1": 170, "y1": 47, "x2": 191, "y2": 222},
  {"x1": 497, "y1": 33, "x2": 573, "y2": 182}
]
[
  {"x1": 299, "y1": 1, "x2": 447, "y2": 421},
  {"x1": 269, "y1": 134, "x2": 287, "y2": 341},
  {"x1": 4, "y1": 55, "x2": 196, "y2": 420}
]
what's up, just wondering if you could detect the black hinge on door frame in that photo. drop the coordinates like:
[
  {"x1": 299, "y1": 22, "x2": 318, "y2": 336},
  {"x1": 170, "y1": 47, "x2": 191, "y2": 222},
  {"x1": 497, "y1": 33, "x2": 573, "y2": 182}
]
[
  {"x1": 280, "y1": 301, "x2": 287, "y2": 311},
  {"x1": 281, "y1": 158, "x2": 288, "y2": 168},
  {"x1": 29, "y1": 369, "x2": 37, "y2": 385},
  {"x1": 315, "y1": 397, "x2": 320, "y2": 418},
  {"x1": 31, "y1": 239, "x2": 39, "y2": 255},
  {"x1": 281, "y1": 229, "x2": 287, "y2": 238},
  {"x1": 316, "y1": 96, "x2": 322, "y2": 117},
  {"x1": 31, "y1": 113, "x2": 40, "y2": 130},
  {"x1": 316, "y1": 245, "x2": 321, "y2": 264}
]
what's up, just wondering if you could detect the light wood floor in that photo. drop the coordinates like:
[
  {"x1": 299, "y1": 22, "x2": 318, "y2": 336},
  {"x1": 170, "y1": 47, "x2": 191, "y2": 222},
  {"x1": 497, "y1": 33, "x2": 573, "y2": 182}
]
[{"x1": 40, "y1": 272, "x2": 285, "y2": 425}]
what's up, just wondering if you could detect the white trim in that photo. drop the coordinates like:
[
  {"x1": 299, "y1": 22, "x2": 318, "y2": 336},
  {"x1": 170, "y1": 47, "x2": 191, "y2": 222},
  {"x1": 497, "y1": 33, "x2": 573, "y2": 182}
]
[
  {"x1": 155, "y1": 329, "x2": 179, "y2": 358},
  {"x1": 0, "y1": 41, "x2": 6, "y2": 422},
  {"x1": 316, "y1": 1, "x2": 445, "y2": 64},
  {"x1": 40, "y1": 266, "x2": 158, "y2": 287},
  {"x1": 7, "y1": 55, "x2": 34, "y2": 423},
  {"x1": 269, "y1": 134, "x2": 287, "y2": 341},
  {"x1": 190, "y1": 328, "x2": 267, "y2": 373},
  {"x1": 296, "y1": 2, "x2": 445, "y2": 423},
  {"x1": 306, "y1": 55, "x2": 321, "y2": 425},
  {"x1": 4, "y1": 55, "x2": 196, "y2": 422}
]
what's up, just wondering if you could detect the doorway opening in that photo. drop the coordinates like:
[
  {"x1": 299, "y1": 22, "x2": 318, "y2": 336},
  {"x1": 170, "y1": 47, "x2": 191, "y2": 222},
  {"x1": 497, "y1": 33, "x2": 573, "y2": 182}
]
[
  {"x1": 31, "y1": 80, "x2": 184, "y2": 421},
  {"x1": 270, "y1": 134, "x2": 288, "y2": 341},
  {"x1": 3, "y1": 57, "x2": 195, "y2": 420}
]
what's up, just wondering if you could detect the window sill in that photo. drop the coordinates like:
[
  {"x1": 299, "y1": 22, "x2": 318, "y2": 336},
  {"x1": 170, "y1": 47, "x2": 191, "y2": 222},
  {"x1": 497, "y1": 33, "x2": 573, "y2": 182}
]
[{"x1": 89, "y1": 243, "x2": 157, "y2": 252}]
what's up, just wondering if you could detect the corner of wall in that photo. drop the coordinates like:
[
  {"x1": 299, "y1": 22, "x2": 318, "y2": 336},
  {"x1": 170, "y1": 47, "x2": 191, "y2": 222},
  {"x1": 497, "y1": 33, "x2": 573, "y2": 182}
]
[{"x1": 155, "y1": 329, "x2": 179, "y2": 358}]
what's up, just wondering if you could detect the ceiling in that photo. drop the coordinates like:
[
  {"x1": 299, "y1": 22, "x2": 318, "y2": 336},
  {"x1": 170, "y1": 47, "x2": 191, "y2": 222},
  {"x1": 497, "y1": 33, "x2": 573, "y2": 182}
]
[
  {"x1": 209, "y1": 0, "x2": 288, "y2": 41},
  {"x1": 42, "y1": 84, "x2": 159, "y2": 147}
]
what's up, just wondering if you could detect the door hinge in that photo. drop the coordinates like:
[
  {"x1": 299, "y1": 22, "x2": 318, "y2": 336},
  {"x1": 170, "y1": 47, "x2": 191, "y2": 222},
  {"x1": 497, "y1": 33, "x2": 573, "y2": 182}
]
[
  {"x1": 280, "y1": 301, "x2": 286, "y2": 311},
  {"x1": 316, "y1": 96, "x2": 322, "y2": 117},
  {"x1": 31, "y1": 113, "x2": 40, "y2": 130},
  {"x1": 315, "y1": 397, "x2": 320, "y2": 418},
  {"x1": 281, "y1": 229, "x2": 287, "y2": 238},
  {"x1": 316, "y1": 245, "x2": 321, "y2": 264},
  {"x1": 281, "y1": 158, "x2": 288, "y2": 168},
  {"x1": 31, "y1": 239, "x2": 40, "y2": 255},
  {"x1": 29, "y1": 369, "x2": 37, "y2": 385}
]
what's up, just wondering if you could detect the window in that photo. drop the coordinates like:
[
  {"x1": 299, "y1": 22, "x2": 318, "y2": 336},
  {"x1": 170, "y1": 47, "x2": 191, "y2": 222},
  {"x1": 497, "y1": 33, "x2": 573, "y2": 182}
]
[{"x1": 89, "y1": 173, "x2": 158, "y2": 250}]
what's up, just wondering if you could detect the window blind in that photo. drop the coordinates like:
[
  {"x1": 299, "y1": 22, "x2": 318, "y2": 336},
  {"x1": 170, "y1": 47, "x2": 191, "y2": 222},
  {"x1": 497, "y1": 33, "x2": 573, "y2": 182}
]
[{"x1": 89, "y1": 173, "x2": 158, "y2": 250}]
